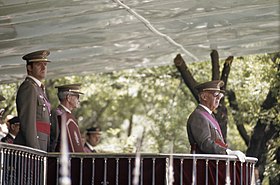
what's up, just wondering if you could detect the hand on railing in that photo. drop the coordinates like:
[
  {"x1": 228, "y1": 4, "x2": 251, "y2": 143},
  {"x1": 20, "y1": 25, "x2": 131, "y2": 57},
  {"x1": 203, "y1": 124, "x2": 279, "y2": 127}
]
[{"x1": 226, "y1": 149, "x2": 246, "y2": 162}]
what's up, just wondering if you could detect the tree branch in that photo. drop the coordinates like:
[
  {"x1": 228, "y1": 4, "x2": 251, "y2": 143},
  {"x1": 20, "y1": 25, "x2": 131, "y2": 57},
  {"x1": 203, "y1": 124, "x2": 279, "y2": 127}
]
[
  {"x1": 210, "y1": 50, "x2": 220, "y2": 80},
  {"x1": 212, "y1": 52, "x2": 233, "y2": 142},
  {"x1": 173, "y1": 54, "x2": 198, "y2": 102},
  {"x1": 227, "y1": 90, "x2": 250, "y2": 146},
  {"x1": 221, "y1": 56, "x2": 233, "y2": 89}
]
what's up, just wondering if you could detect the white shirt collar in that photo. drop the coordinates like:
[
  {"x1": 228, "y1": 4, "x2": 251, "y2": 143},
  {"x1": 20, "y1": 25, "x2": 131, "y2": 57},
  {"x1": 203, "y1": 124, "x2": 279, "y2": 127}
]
[
  {"x1": 199, "y1": 104, "x2": 212, "y2": 114},
  {"x1": 9, "y1": 133, "x2": 16, "y2": 139},
  {"x1": 27, "y1": 75, "x2": 42, "y2": 87},
  {"x1": 60, "y1": 104, "x2": 71, "y2": 113},
  {"x1": 85, "y1": 142, "x2": 95, "y2": 151}
]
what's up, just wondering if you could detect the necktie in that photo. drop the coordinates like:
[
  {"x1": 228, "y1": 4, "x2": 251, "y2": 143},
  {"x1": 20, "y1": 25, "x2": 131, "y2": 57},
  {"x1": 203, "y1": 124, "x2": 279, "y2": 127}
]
[{"x1": 41, "y1": 84, "x2": 45, "y2": 93}]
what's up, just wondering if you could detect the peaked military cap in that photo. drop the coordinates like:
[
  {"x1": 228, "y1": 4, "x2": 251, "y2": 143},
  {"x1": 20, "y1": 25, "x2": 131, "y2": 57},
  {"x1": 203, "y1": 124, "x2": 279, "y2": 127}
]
[
  {"x1": 0, "y1": 95, "x2": 5, "y2": 102},
  {"x1": 86, "y1": 127, "x2": 102, "y2": 134},
  {"x1": 22, "y1": 50, "x2": 51, "y2": 64},
  {"x1": 55, "y1": 84, "x2": 84, "y2": 94},
  {"x1": 8, "y1": 116, "x2": 20, "y2": 125},
  {"x1": 195, "y1": 80, "x2": 225, "y2": 93}
]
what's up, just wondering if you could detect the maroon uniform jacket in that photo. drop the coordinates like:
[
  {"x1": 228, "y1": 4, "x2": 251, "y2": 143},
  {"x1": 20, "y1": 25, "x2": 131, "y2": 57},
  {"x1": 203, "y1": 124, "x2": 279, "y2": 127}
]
[
  {"x1": 187, "y1": 105, "x2": 227, "y2": 154},
  {"x1": 50, "y1": 105, "x2": 84, "y2": 153},
  {"x1": 84, "y1": 142, "x2": 97, "y2": 153},
  {"x1": 1, "y1": 133, "x2": 15, "y2": 144},
  {"x1": 14, "y1": 77, "x2": 51, "y2": 151}
]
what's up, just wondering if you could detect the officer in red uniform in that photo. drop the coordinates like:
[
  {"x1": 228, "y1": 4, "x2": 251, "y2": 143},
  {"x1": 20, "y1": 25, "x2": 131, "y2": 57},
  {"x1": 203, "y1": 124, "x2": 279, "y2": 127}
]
[
  {"x1": 84, "y1": 126, "x2": 102, "y2": 153},
  {"x1": 1, "y1": 116, "x2": 20, "y2": 144},
  {"x1": 14, "y1": 50, "x2": 51, "y2": 151},
  {"x1": 50, "y1": 84, "x2": 85, "y2": 152}
]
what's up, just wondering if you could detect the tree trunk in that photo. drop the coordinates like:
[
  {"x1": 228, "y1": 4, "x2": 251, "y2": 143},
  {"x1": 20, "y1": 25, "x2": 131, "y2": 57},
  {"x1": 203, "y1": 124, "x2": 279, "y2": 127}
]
[
  {"x1": 174, "y1": 54, "x2": 198, "y2": 102},
  {"x1": 127, "y1": 114, "x2": 133, "y2": 137},
  {"x1": 214, "y1": 54, "x2": 233, "y2": 141},
  {"x1": 227, "y1": 90, "x2": 250, "y2": 146},
  {"x1": 210, "y1": 50, "x2": 220, "y2": 80}
]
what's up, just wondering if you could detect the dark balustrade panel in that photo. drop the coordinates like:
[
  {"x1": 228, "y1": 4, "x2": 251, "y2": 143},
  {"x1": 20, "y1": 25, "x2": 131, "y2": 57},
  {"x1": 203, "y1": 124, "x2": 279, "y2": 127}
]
[
  {"x1": 47, "y1": 156, "x2": 167, "y2": 185},
  {"x1": 0, "y1": 143, "x2": 47, "y2": 185},
  {"x1": 173, "y1": 159, "x2": 254, "y2": 185}
]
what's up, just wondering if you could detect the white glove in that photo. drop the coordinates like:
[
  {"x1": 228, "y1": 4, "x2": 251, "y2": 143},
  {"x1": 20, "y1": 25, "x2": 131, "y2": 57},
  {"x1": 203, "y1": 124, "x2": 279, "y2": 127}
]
[{"x1": 226, "y1": 149, "x2": 246, "y2": 163}]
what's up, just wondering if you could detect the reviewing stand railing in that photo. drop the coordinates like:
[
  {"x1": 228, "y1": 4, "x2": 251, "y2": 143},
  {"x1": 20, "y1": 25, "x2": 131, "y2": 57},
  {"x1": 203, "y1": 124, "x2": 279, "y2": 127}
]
[
  {"x1": 1, "y1": 143, "x2": 258, "y2": 185},
  {"x1": 0, "y1": 143, "x2": 47, "y2": 185}
]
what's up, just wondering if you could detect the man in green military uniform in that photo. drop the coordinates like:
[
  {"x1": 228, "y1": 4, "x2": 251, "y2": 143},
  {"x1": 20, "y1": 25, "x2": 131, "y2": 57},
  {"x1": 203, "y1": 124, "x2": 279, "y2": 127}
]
[
  {"x1": 50, "y1": 84, "x2": 85, "y2": 152},
  {"x1": 14, "y1": 50, "x2": 51, "y2": 151},
  {"x1": 187, "y1": 80, "x2": 246, "y2": 162}
]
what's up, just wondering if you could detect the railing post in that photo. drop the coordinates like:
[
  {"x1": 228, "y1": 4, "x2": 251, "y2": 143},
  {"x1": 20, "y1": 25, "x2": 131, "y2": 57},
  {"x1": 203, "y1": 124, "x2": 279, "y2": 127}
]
[
  {"x1": 79, "y1": 158, "x2": 83, "y2": 185},
  {"x1": 215, "y1": 160, "x2": 219, "y2": 185},
  {"x1": 240, "y1": 162, "x2": 243, "y2": 185},
  {"x1": 246, "y1": 162, "x2": 249, "y2": 185},
  {"x1": 180, "y1": 158, "x2": 184, "y2": 185},
  {"x1": 234, "y1": 161, "x2": 236, "y2": 185},
  {"x1": 128, "y1": 158, "x2": 131, "y2": 185},
  {"x1": 0, "y1": 149, "x2": 3, "y2": 184},
  {"x1": 91, "y1": 158, "x2": 95, "y2": 185},
  {"x1": 152, "y1": 158, "x2": 156, "y2": 185},
  {"x1": 103, "y1": 158, "x2": 108, "y2": 185},
  {"x1": 225, "y1": 159, "x2": 231, "y2": 185},
  {"x1": 115, "y1": 158, "x2": 119, "y2": 185},
  {"x1": 205, "y1": 159, "x2": 209, "y2": 185},
  {"x1": 43, "y1": 156, "x2": 47, "y2": 185},
  {"x1": 250, "y1": 163, "x2": 255, "y2": 185}
]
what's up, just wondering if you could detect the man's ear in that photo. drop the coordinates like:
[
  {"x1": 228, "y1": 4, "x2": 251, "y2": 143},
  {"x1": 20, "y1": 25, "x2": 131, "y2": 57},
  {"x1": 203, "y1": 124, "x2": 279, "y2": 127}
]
[
  {"x1": 201, "y1": 92, "x2": 207, "y2": 101},
  {"x1": 66, "y1": 94, "x2": 71, "y2": 102},
  {"x1": 10, "y1": 124, "x2": 15, "y2": 130},
  {"x1": 26, "y1": 64, "x2": 32, "y2": 73}
]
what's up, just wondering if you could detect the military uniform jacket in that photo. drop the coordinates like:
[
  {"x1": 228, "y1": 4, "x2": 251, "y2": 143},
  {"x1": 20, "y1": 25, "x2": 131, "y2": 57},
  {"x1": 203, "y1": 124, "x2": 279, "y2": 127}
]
[
  {"x1": 84, "y1": 142, "x2": 97, "y2": 153},
  {"x1": 187, "y1": 105, "x2": 227, "y2": 154},
  {"x1": 14, "y1": 77, "x2": 51, "y2": 151},
  {"x1": 50, "y1": 105, "x2": 85, "y2": 153},
  {"x1": 1, "y1": 133, "x2": 15, "y2": 144}
]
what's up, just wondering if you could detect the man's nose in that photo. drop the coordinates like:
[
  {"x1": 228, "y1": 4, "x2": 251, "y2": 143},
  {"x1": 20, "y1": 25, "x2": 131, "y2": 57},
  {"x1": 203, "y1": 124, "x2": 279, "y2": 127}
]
[{"x1": 40, "y1": 62, "x2": 47, "y2": 69}]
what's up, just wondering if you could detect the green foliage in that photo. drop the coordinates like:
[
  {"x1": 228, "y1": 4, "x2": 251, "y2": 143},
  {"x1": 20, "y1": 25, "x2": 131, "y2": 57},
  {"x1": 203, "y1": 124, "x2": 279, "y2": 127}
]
[
  {"x1": 264, "y1": 138, "x2": 280, "y2": 184},
  {"x1": 0, "y1": 83, "x2": 19, "y2": 116},
  {"x1": 226, "y1": 55, "x2": 276, "y2": 130},
  {"x1": 71, "y1": 67, "x2": 193, "y2": 153}
]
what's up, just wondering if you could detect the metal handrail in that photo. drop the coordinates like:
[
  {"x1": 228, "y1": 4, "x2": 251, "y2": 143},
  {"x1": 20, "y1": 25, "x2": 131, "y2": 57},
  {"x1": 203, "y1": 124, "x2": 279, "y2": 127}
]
[
  {"x1": 0, "y1": 143, "x2": 258, "y2": 185},
  {"x1": 47, "y1": 152, "x2": 257, "y2": 161}
]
